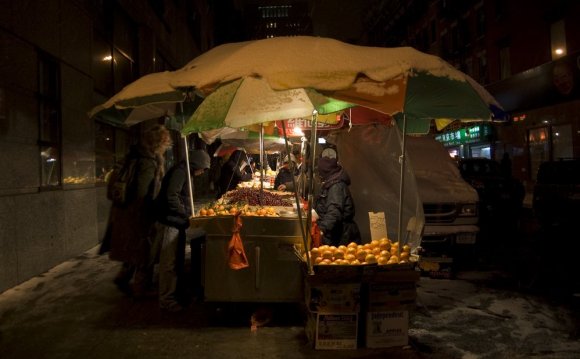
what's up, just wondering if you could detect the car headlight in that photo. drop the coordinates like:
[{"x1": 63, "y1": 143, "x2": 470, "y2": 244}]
[{"x1": 458, "y1": 203, "x2": 477, "y2": 216}]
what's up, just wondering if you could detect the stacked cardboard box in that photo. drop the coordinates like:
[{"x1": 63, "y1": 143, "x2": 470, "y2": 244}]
[
  {"x1": 304, "y1": 266, "x2": 361, "y2": 350},
  {"x1": 361, "y1": 267, "x2": 419, "y2": 348},
  {"x1": 304, "y1": 265, "x2": 419, "y2": 350}
]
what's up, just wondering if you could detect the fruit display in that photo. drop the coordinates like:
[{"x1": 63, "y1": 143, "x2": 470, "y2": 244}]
[
  {"x1": 197, "y1": 203, "x2": 280, "y2": 217},
  {"x1": 307, "y1": 238, "x2": 414, "y2": 266},
  {"x1": 223, "y1": 187, "x2": 292, "y2": 206},
  {"x1": 63, "y1": 176, "x2": 93, "y2": 184}
]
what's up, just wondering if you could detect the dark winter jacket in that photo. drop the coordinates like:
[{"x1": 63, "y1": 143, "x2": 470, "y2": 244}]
[
  {"x1": 274, "y1": 165, "x2": 295, "y2": 190},
  {"x1": 315, "y1": 169, "x2": 361, "y2": 246},
  {"x1": 156, "y1": 161, "x2": 192, "y2": 230},
  {"x1": 217, "y1": 150, "x2": 252, "y2": 198},
  {"x1": 107, "y1": 146, "x2": 164, "y2": 265}
]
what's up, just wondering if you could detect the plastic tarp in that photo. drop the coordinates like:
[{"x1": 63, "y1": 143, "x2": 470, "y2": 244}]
[
  {"x1": 404, "y1": 136, "x2": 478, "y2": 204},
  {"x1": 328, "y1": 125, "x2": 424, "y2": 250}
]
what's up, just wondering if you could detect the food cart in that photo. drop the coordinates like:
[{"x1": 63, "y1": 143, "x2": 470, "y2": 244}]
[{"x1": 190, "y1": 214, "x2": 305, "y2": 302}]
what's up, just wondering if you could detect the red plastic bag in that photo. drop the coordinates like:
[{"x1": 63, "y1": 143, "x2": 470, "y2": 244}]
[
  {"x1": 310, "y1": 222, "x2": 321, "y2": 248},
  {"x1": 228, "y1": 215, "x2": 249, "y2": 270}
]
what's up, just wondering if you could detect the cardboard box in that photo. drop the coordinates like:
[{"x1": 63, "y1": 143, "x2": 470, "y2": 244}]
[
  {"x1": 306, "y1": 282, "x2": 361, "y2": 313},
  {"x1": 313, "y1": 313, "x2": 359, "y2": 350},
  {"x1": 365, "y1": 310, "x2": 409, "y2": 348}
]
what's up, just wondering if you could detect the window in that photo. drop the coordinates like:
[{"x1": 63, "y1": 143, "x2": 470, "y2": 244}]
[
  {"x1": 477, "y1": 51, "x2": 488, "y2": 84},
  {"x1": 459, "y1": 17, "x2": 470, "y2": 47},
  {"x1": 38, "y1": 54, "x2": 61, "y2": 188},
  {"x1": 476, "y1": 6, "x2": 486, "y2": 38},
  {"x1": 499, "y1": 45, "x2": 511, "y2": 80},
  {"x1": 494, "y1": 0, "x2": 506, "y2": 20},
  {"x1": 94, "y1": 122, "x2": 131, "y2": 184},
  {"x1": 113, "y1": 49, "x2": 135, "y2": 93},
  {"x1": 112, "y1": 8, "x2": 137, "y2": 93},
  {"x1": 440, "y1": 30, "x2": 449, "y2": 57},
  {"x1": 430, "y1": 20, "x2": 437, "y2": 44},
  {"x1": 450, "y1": 24, "x2": 458, "y2": 54},
  {"x1": 93, "y1": 32, "x2": 113, "y2": 96}
]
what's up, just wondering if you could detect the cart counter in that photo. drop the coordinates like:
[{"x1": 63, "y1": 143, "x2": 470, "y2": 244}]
[{"x1": 189, "y1": 216, "x2": 306, "y2": 303}]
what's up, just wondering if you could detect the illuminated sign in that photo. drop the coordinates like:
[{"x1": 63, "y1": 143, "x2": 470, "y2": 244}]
[{"x1": 434, "y1": 124, "x2": 492, "y2": 146}]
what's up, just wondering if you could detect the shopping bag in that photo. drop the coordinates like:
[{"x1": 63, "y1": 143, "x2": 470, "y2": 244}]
[
  {"x1": 228, "y1": 215, "x2": 249, "y2": 270},
  {"x1": 311, "y1": 222, "x2": 321, "y2": 248}
]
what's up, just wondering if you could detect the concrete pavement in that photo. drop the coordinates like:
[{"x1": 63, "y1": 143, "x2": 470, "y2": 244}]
[{"x1": 0, "y1": 244, "x2": 579, "y2": 359}]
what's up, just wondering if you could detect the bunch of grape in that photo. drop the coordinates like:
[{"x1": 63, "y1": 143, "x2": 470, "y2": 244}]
[{"x1": 224, "y1": 188, "x2": 292, "y2": 206}]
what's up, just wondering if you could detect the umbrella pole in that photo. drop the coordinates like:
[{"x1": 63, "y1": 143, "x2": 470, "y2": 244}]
[
  {"x1": 259, "y1": 124, "x2": 264, "y2": 204},
  {"x1": 179, "y1": 102, "x2": 196, "y2": 218},
  {"x1": 397, "y1": 113, "x2": 408, "y2": 258},
  {"x1": 183, "y1": 135, "x2": 196, "y2": 217},
  {"x1": 281, "y1": 120, "x2": 313, "y2": 276}
]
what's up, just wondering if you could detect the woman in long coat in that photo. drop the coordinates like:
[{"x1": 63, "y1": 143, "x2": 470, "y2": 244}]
[
  {"x1": 314, "y1": 157, "x2": 361, "y2": 247},
  {"x1": 107, "y1": 125, "x2": 172, "y2": 297}
]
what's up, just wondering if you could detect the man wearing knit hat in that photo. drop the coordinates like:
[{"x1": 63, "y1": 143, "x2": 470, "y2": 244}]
[
  {"x1": 314, "y1": 156, "x2": 361, "y2": 247},
  {"x1": 155, "y1": 149, "x2": 210, "y2": 312}
]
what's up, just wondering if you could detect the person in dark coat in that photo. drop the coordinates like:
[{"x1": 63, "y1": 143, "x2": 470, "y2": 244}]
[
  {"x1": 274, "y1": 154, "x2": 297, "y2": 191},
  {"x1": 216, "y1": 149, "x2": 252, "y2": 198},
  {"x1": 314, "y1": 157, "x2": 361, "y2": 246},
  {"x1": 106, "y1": 125, "x2": 172, "y2": 297},
  {"x1": 155, "y1": 149, "x2": 210, "y2": 312}
]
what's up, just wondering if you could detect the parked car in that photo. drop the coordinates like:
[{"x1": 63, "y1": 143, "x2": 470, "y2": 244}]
[
  {"x1": 457, "y1": 157, "x2": 525, "y2": 223},
  {"x1": 533, "y1": 159, "x2": 580, "y2": 227},
  {"x1": 405, "y1": 137, "x2": 480, "y2": 259}
]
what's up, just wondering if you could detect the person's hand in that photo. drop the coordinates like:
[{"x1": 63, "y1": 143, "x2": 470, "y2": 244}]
[
  {"x1": 277, "y1": 184, "x2": 286, "y2": 191},
  {"x1": 311, "y1": 209, "x2": 319, "y2": 222}
]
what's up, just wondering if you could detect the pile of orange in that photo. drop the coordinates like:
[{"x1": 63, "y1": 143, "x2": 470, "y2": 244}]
[
  {"x1": 308, "y1": 238, "x2": 412, "y2": 266},
  {"x1": 198, "y1": 204, "x2": 279, "y2": 217}
]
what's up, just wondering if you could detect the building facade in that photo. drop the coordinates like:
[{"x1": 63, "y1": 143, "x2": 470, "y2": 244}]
[
  {"x1": 0, "y1": 0, "x2": 213, "y2": 293},
  {"x1": 361, "y1": 0, "x2": 580, "y2": 189}
]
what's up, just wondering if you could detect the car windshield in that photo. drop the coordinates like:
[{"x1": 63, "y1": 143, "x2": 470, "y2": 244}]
[
  {"x1": 460, "y1": 160, "x2": 501, "y2": 177},
  {"x1": 536, "y1": 160, "x2": 580, "y2": 184}
]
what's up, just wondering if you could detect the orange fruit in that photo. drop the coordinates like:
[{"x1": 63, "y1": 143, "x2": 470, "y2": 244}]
[
  {"x1": 365, "y1": 254, "x2": 377, "y2": 264},
  {"x1": 345, "y1": 254, "x2": 356, "y2": 262},
  {"x1": 200, "y1": 208, "x2": 208, "y2": 216},
  {"x1": 377, "y1": 256, "x2": 390, "y2": 265},
  {"x1": 333, "y1": 251, "x2": 345, "y2": 260},
  {"x1": 321, "y1": 251, "x2": 333, "y2": 260}
]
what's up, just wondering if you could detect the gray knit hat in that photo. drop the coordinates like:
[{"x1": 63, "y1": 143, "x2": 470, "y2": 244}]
[{"x1": 189, "y1": 150, "x2": 211, "y2": 170}]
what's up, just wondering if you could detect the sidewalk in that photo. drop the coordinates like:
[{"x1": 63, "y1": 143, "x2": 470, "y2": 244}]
[{"x1": 0, "y1": 246, "x2": 578, "y2": 359}]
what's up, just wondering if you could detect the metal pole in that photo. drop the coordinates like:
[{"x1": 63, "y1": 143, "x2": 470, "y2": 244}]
[
  {"x1": 307, "y1": 110, "x2": 318, "y2": 231},
  {"x1": 183, "y1": 135, "x2": 195, "y2": 217},
  {"x1": 397, "y1": 113, "x2": 407, "y2": 258},
  {"x1": 259, "y1": 124, "x2": 264, "y2": 204},
  {"x1": 281, "y1": 120, "x2": 313, "y2": 275},
  {"x1": 180, "y1": 102, "x2": 195, "y2": 218}
]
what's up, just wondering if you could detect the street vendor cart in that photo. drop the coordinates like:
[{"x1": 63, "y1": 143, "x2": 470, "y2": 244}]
[{"x1": 189, "y1": 184, "x2": 308, "y2": 303}]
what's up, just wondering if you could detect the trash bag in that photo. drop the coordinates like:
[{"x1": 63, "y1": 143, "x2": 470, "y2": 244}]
[{"x1": 228, "y1": 215, "x2": 249, "y2": 270}]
